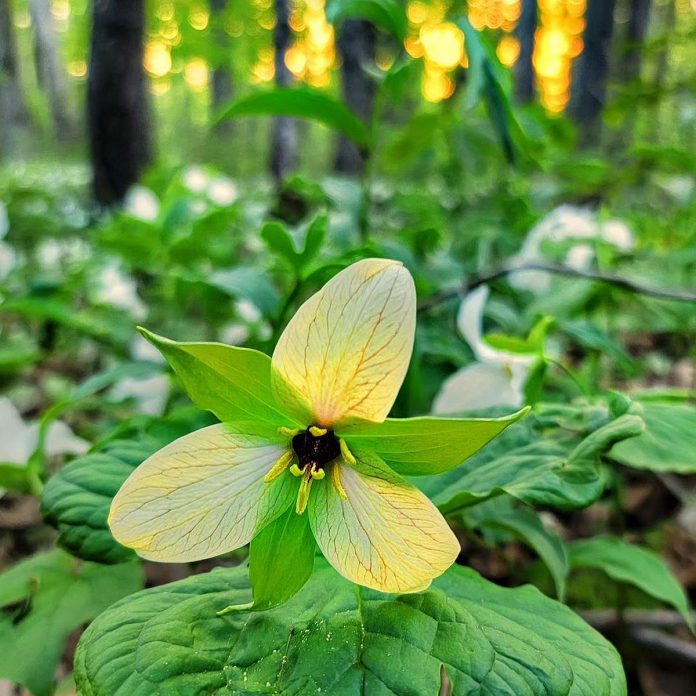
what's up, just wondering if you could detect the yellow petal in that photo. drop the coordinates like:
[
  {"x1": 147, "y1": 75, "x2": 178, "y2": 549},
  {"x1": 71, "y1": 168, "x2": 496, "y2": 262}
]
[
  {"x1": 308, "y1": 450, "x2": 459, "y2": 593},
  {"x1": 109, "y1": 425, "x2": 295, "y2": 562},
  {"x1": 272, "y1": 258, "x2": 416, "y2": 428}
]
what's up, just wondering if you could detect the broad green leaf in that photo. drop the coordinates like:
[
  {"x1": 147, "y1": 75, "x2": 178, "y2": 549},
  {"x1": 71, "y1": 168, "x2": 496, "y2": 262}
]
[
  {"x1": 246, "y1": 507, "x2": 316, "y2": 611},
  {"x1": 0, "y1": 463, "x2": 32, "y2": 494},
  {"x1": 472, "y1": 501, "x2": 568, "y2": 600},
  {"x1": 610, "y1": 400, "x2": 696, "y2": 473},
  {"x1": 41, "y1": 438, "x2": 162, "y2": 563},
  {"x1": 419, "y1": 408, "x2": 643, "y2": 514},
  {"x1": 340, "y1": 407, "x2": 528, "y2": 476},
  {"x1": 326, "y1": 0, "x2": 408, "y2": 41},
  {"x1": 206, "y1": 266, "x2": 280, "y2": 316},
  {"x1": 216, "y1": 87, "x2": 371, "y2": 148},
  {"x1": 74, "y1": 559, "x2": 625, "y2": 696},
  {"x1": 138, "y1": 329, "x2": 299, "y2": 427},
  {"x1": 569, "y1": 537, "x2": 694, "y2": 632},
  {"x1": 0, "y1": 550, "x2": 143, "y2": 696},
  {"x1": 300, "y1": 213, "x2": 327, "y2": 271}
]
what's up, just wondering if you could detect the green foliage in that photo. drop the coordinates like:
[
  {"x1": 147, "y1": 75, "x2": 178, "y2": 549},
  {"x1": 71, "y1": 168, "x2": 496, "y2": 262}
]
[
  {"x1": 74, "y1": 559, "x2": 625, "y2": 696},
  {"x1": 470, "y1": 500, "x2": 568, "y2": 600},
  {"x1": 419, "y1": 404, "x2": 643, "y2": 514},
  {"x1": 40, "y1": 438, "x2": 162, "y2": 564},
  {"x1": 610, "y1": 399, "x2": 696, "y2": 473},
  {"x1": 216, "y1": 87, "x2": 372, "y2": 148},
  {"x1": 0, "y1": 550, "x2": 143, "y2": 696},
  {"x1": 568, "y1": 537, "x2": 694, "y2": 632}
]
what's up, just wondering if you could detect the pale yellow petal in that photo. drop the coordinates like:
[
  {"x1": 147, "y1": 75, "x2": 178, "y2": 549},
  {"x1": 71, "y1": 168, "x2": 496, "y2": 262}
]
[
  {"x1": 308, "y1": 450, "x2": 459, "y2": 593},
  {"x1": 272, "y1": 258, "x2": 416, "y2": 428},
  {"x1": 109, "y1": 425, "x2": 295, "y2": 562}
]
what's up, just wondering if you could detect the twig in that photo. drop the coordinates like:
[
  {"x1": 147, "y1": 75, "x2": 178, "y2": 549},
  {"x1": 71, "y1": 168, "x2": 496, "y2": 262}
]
[
  {"x1": 418, "y1": 263, "x2": 696, "y2": 311},
  {"x1": 629, "y1": 627, "x2": 696, "y2": 666}
]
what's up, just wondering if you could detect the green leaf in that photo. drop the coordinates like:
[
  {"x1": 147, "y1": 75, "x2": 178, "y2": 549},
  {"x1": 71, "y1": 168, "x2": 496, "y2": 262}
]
[
  {"x1": 610, "y1": 400, "x2": 696, "y2": 473},
  {"x1": 301, "y1": 213, "x2": 327, "y2": 270},
  {"x1": 216, "y1": 87, "x2": 371, "y2": 148},
  {"x1": 340, "y1": 407, "x2": 528, "y2": 476},
  {"x1": 246, "y1": 507, "x2": 316, "y2": 611},
  {"x1": 0, "y1": 550, "x2": 143, "y2": 696},
  {"x1": 74, "y1": 559, "x2": 625, "y2": 696},
  {"x1": 0, "y1": 463, "x2": 32, "y2": 494},
  {"x1": 40, "y1": 438, "x2": 162, "y2": 563},
  {"x1": 138, "y1": 329, "x2": 298, "y2": 428},
  {"x1": 473, "y1": 502, "x2": 568, "y2": 600},
  {"x1": 206, "y1": 266, "x2": 280, "y2": 316},
  {"x1": 326, "y1": 0, "x2": 408, "y2": 41},
  {"x1": 261, "y1": 221, "x2": 299, "y2": 268},
  {"x1": 419, "y1": 407, "x2": 642, "y2": 514},
  {"x1": 569, "y1": 537, "x2": 693, "y2": 632}
]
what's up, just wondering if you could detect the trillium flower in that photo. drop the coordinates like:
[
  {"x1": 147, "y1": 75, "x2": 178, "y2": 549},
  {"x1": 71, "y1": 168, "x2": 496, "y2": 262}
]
[
  {"x1": 109, "y1": 259, "x2": 524, "y2": 593},
  {"x1": 433, "y1": 285, "x2": 536, "y2": 414}
]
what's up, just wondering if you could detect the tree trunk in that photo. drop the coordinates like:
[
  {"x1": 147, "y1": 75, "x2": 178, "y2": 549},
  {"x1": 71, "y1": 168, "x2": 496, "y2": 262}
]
[
  {"x1": 514, "y1": 0, "x2": 537, "y2": 104},
  {"x1": 334, "y1": 20, "x2": 376, "y2": 175},
  {"x1": 0, "y1": 0, "x2": 31, "y2": 156},
  {"x1": 618, "y1": 0, "x2": 652, "y2": 83},
  {"x1": 210, "y1": 0, "x2": 233, "y2": 118},
  {"x1": 88, "y1": 0, "x2": 151, "y2": 206},
  {"x1": 652, "y1": 0, "x2": 675, "y2": 140},
  {"x1": 270, "y1": 0, "x2": 297, "y2": 183},
  {"x1": 568, "y1": 0, "x2": 617, "y2": 146},
  {"x1": 29, "y1": 0, "x2": 76, "y2": 141}
]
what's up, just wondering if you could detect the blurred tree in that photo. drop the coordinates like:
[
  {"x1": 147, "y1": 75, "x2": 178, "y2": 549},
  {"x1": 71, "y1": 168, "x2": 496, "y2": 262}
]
[
  {"x1": 652, "y1": 0, "x2": 675, "y2": 138},
  {"x1": 334, "y1": 20, "x2": 376, "y2": 174},
  {"x1": 210, "y1": 0, "x2": 233, "y2": 119},
  {"x1": 29, "y1": 0, "x2": 76, "y2": 141},
  {"x1": 514, "y1": 0, "x2": 537, "y2": 103},
  {"x1": 569, "y1": 0, "x2": 617, "y2": 146},
  {"x1": 618, "y1": 0, "x2": 652, "y2": 84},
  {"x1": 270, "y1": 0, "x2": 297, "y2": 182},
  {"x1": 0, "y1": 0, "x2": 31, "y2": 156},
  {"x1": 88, "y1": 0, "x2": 151, "y2": 205}
]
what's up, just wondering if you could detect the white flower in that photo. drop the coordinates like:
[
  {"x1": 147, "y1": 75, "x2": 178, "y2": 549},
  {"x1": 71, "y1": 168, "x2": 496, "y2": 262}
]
[
  {"x1": 208, "y1": 177, "x2": 238, "y2": 206},
  {"x1": 123, "y1": 185, "x2": 160, "y2": 222},
  {"x1": 36, "y1": 238, "x2": 89, "y2": 270},
  {"x1": 234, "y1": 299, "x2": 262, "y2": 324},
  {"x1": 219, "y1": 323, "x2": 250, "y2": 346},
  {"x1": 510, "y1": 205, "x2": 635, "y2": 293},
  {"x1": 182, "y1": 166, "x2": 209, "y2": 193},
  {"x1": 95, "y1": 263, "x2": 147, "y2": 320},
  {"x1": 110, "y1": 374, "x2": 170, "y2": 416},
  {"x1": 432, "y1": 286, "x2": 535, "y2": 414},
  {"x1": 0, "y1": 398, "x2": 88, "y2": 466}
]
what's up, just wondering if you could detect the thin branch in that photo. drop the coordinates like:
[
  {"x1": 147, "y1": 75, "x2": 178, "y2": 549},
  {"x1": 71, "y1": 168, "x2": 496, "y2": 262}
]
[
  {"x1": 418, "y1": 263, "x2": 696, "y2": 311},
  {"x1": 581, "y1": 609, "x2": 696, "y2": 632}
]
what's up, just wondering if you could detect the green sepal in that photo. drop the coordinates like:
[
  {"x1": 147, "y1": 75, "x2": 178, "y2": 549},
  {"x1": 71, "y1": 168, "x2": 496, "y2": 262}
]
[
  {"x1": 339, "y1": 406, "x2": 529, "y2": 476},
  {"x1": 138, "y1": 328, "x2": 300, "y2": 428}
]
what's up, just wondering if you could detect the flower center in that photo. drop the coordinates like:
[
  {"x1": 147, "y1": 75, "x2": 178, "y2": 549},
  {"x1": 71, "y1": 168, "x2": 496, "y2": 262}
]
[{"x1": 292, "y1": 427, "x2": 341, "y2": 471}]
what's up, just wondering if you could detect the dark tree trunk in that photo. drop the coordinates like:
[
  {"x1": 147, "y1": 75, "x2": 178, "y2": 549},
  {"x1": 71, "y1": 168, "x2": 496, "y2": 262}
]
[
  {"x1": 0, "y1": 0, "x2": 31, "y2": 156},
  {"x1": 569, "y1": 0, "x2": 617, "y2": 146},
  {"x1": 88, "y1": 0, "x2": 151, "y2": 206},
  {"x1": 514, "y1": 0, "x2": 537, "y2": 104},
  {"x1": 270, "y1": 0, "x2": 297, "y2": 183},
  {"x1": 210, "y1": 0, "x2": 233, "y2": 117},
  {"x1": 334, "y1": 20, "x2": 376, "y2": 175},
  {"x1": 618, "y1": 0, "x2": 652, "y2": 83},
  {"x1": 29, "y1": 0, "x2": 75, "y2": 141},
  {"x1": 652, "y1": 0, "x2": 675, "y2": 141}
]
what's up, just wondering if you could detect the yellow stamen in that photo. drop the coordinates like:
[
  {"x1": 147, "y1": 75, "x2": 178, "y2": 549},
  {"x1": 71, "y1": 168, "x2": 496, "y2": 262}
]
[
  {"x1": 339, "y1": 438, "x2": 356, "y2": 466},
  {"x1": 278, "y1": 426, "x2": 301, "y2": 438},
  {"x1": 331, "y1": 463, "x2": 348, "y2": 500},
  {"x1": 289, "y1": 463, "x2": 304, "y2": 477},
  {"x1": 310, "y1": 465, "x2": 325, "y2": 480},
  {"x1": 264, "y1": 450, "x2": 295, "y2": 482},
  {"x1": 309, "y1": 425, "x2": 328, "y2": 437},
  {"x1": 296, "y1": 470, "x2": 312, "y2": 514}
]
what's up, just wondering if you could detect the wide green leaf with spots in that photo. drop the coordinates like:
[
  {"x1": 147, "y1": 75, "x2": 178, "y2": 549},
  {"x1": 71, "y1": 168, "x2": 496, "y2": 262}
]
[{"x1": 74, "y1": 559, "x2": 625, "y2": 696}]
